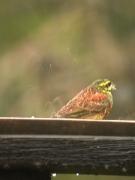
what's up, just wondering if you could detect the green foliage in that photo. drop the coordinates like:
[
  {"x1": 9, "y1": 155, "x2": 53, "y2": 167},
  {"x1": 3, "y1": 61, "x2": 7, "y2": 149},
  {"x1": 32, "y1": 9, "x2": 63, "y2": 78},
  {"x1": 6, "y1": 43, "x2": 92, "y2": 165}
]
[
  {"x1": 0, "y1": 0, "x2": 134, "y2": 119},
  {"x1": 54, "y1": 174, "x2": 135, "y2": 180}
]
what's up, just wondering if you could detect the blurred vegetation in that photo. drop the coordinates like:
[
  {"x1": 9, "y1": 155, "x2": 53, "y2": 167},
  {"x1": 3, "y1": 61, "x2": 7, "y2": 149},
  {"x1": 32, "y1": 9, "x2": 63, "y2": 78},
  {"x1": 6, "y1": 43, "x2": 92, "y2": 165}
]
[
  {"x1": 0, "y1": 1, "x2": 135, "y2": 179},
  {"x1": 0, "y1": 0, "x2": 135, "y2": 119},
  {"x1": 53, "y1": 174, "x2": 135, "y2": 180}
]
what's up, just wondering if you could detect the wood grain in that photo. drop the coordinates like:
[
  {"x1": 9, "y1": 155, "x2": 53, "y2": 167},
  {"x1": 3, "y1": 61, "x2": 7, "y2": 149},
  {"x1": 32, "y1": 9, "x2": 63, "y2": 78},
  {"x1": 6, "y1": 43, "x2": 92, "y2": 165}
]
[
  {"x1": 0, "y1": 135, "x2": 135, "y2": 175},
  {"x1": 0, "y1": 117, "x2": 135, "y2": 175},
  {"x1": 0, "y1": 117, "x2": 134, "y2": 136}
]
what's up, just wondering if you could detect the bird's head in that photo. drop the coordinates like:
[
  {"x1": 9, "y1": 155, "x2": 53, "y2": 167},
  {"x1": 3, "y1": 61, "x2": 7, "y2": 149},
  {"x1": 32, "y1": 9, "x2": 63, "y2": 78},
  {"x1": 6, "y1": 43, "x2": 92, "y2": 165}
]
[{"x1": 92, "y1": 79, "x2": 116, "y2": 94}]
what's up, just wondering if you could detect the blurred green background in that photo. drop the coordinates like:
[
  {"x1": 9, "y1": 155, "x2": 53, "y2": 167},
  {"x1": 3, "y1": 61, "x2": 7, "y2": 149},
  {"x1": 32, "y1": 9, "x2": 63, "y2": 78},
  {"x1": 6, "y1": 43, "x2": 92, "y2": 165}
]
[
  {"x1": 0, "y1": 0, "x2": 135, "y2": 179},
  {"x1": 53, "y1": 174, "x2": 135, "y2": 180},
  {"x1": 0, "y1": 0, "x2": 135, "y2": 118}
]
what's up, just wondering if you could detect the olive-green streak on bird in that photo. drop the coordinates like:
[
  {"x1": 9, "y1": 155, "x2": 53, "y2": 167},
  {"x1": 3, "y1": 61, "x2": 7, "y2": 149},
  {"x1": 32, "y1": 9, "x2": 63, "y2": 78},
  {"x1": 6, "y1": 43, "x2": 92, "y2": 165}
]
[{"x1": 53, "y1": 79, "x2": 116, "y2": 120}]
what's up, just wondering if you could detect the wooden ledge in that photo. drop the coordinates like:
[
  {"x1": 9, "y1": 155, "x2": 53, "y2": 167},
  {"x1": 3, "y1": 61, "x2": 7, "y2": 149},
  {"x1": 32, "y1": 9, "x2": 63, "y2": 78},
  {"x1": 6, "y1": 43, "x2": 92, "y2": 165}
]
[
  {"x1": 0, "y1": 117, "x2": 135, "y2": 175},
  {"x1": 0, "y1": 117, "x2": 134, "y2": 136}
]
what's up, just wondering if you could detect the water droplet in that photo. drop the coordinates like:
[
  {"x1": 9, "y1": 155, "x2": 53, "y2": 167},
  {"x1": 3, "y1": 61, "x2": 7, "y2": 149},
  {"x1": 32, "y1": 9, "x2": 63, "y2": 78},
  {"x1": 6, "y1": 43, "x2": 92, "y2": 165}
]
[
  {"x1": 105, "y1": 164, "x2": 109, "y2": 170},
  {"x1": 122, "y1": 167, "x2": 127, "y2": 172},
  {"x1": 34, "y1": 162, "x2": 41, "y2": 167},
  {"x1": 52, "y1": 173, "x2": 57, "y2": 177},
  {"x1": 49, "y1": 64, "x2": 52, "y2": 72}
]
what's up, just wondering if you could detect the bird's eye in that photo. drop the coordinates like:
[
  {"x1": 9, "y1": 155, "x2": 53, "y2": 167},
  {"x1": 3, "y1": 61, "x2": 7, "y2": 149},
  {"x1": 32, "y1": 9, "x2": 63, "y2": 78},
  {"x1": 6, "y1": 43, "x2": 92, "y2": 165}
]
[{"x1": 107, "y1": 81, "x2": 111, "y2": 87}]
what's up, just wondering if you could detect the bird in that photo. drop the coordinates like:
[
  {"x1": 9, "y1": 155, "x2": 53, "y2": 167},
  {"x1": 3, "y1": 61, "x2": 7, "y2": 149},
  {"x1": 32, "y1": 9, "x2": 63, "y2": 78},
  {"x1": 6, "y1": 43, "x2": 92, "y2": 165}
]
[{"x1": 53, "y1": 79, "x2": 116, "y2": 120}]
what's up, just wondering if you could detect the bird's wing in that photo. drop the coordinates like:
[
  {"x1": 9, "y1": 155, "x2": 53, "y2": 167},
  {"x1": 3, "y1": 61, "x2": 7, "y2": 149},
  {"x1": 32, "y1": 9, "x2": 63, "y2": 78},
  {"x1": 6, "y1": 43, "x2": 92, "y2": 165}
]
[
  {"x1": 63, "y1": 109, "x2": 90, "y2": 118},
  {"x1": 62, "y1": 99, "x2": 109, "y2": 118},
  {"x1": 85, "y1": 93, "x2": 110, "y2": 113}
]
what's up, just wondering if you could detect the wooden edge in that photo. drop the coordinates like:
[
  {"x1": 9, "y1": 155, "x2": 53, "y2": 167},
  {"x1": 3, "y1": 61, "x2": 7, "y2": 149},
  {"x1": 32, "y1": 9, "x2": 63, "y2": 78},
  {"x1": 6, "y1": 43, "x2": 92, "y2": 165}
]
[
  {"x1": 0, "y1": 117, "x2": 134, "y2": 136},
  {"x1": 0, "y1": 117, "x2": 135, "y2": 122}
]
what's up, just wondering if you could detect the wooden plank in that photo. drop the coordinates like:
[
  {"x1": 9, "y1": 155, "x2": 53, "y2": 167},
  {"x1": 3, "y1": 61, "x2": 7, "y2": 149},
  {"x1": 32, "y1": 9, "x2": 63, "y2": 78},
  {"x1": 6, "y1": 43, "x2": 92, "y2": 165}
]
[
  {"x1": 0, "y1": 117, "x2": 135, "y2": 175},
  {"x1": 0, "y1": 170, "x2": 51, "y2": 180},
  {"x1": 0, "y1": 135, "x2": 135, "y2": 175},
  {"x1": 0, "y1": 117, "x2": 134, "y2": 136}
]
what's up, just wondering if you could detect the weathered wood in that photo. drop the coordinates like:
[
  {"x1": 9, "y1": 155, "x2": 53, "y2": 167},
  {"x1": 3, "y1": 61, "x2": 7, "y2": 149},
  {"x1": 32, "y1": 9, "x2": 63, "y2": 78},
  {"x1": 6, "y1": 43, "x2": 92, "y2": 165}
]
[
  {"x1": 0, "y1": 135, "x2": 135, "y2": 175},
  {"x1": 0, "y1": 117, "x2": 135, "y2": 136},
  {"x1": 0, "y1": 117, "x2": 135, "y2": 176},
  {"x1": 0, "y1": 169, "x2": 51, "y2": 180}
]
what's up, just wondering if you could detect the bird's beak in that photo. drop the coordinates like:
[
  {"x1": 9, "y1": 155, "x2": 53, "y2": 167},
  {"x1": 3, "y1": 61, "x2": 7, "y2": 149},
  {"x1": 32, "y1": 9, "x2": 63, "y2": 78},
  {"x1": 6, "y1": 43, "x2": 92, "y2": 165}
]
[{"x1": 111, "y1": 83, "x2": 116, "y2": 90}]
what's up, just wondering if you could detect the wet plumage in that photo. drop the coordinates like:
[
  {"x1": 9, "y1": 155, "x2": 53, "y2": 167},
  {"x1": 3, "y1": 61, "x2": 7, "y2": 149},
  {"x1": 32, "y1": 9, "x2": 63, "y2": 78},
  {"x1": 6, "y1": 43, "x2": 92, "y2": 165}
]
[{"x1": 54, "y1": 79, "x2": 116, "y2": 120}]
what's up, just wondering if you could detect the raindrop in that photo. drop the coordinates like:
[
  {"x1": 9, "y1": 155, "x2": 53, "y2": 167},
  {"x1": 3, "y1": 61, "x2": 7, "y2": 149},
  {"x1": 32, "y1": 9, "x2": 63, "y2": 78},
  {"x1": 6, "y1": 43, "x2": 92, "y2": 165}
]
[
  {"x1": 52, "y1": 173, "x2": 57, "y2": 177},
  {"x1": 122, "y1": 167, "x2": 127, "y2": 173},
  {"x1": 105, "y1": 164, "x2": 109, "y2": 170},
  {"x1": 49, "y1": 64, "x2": 52, "y2": 72}
]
